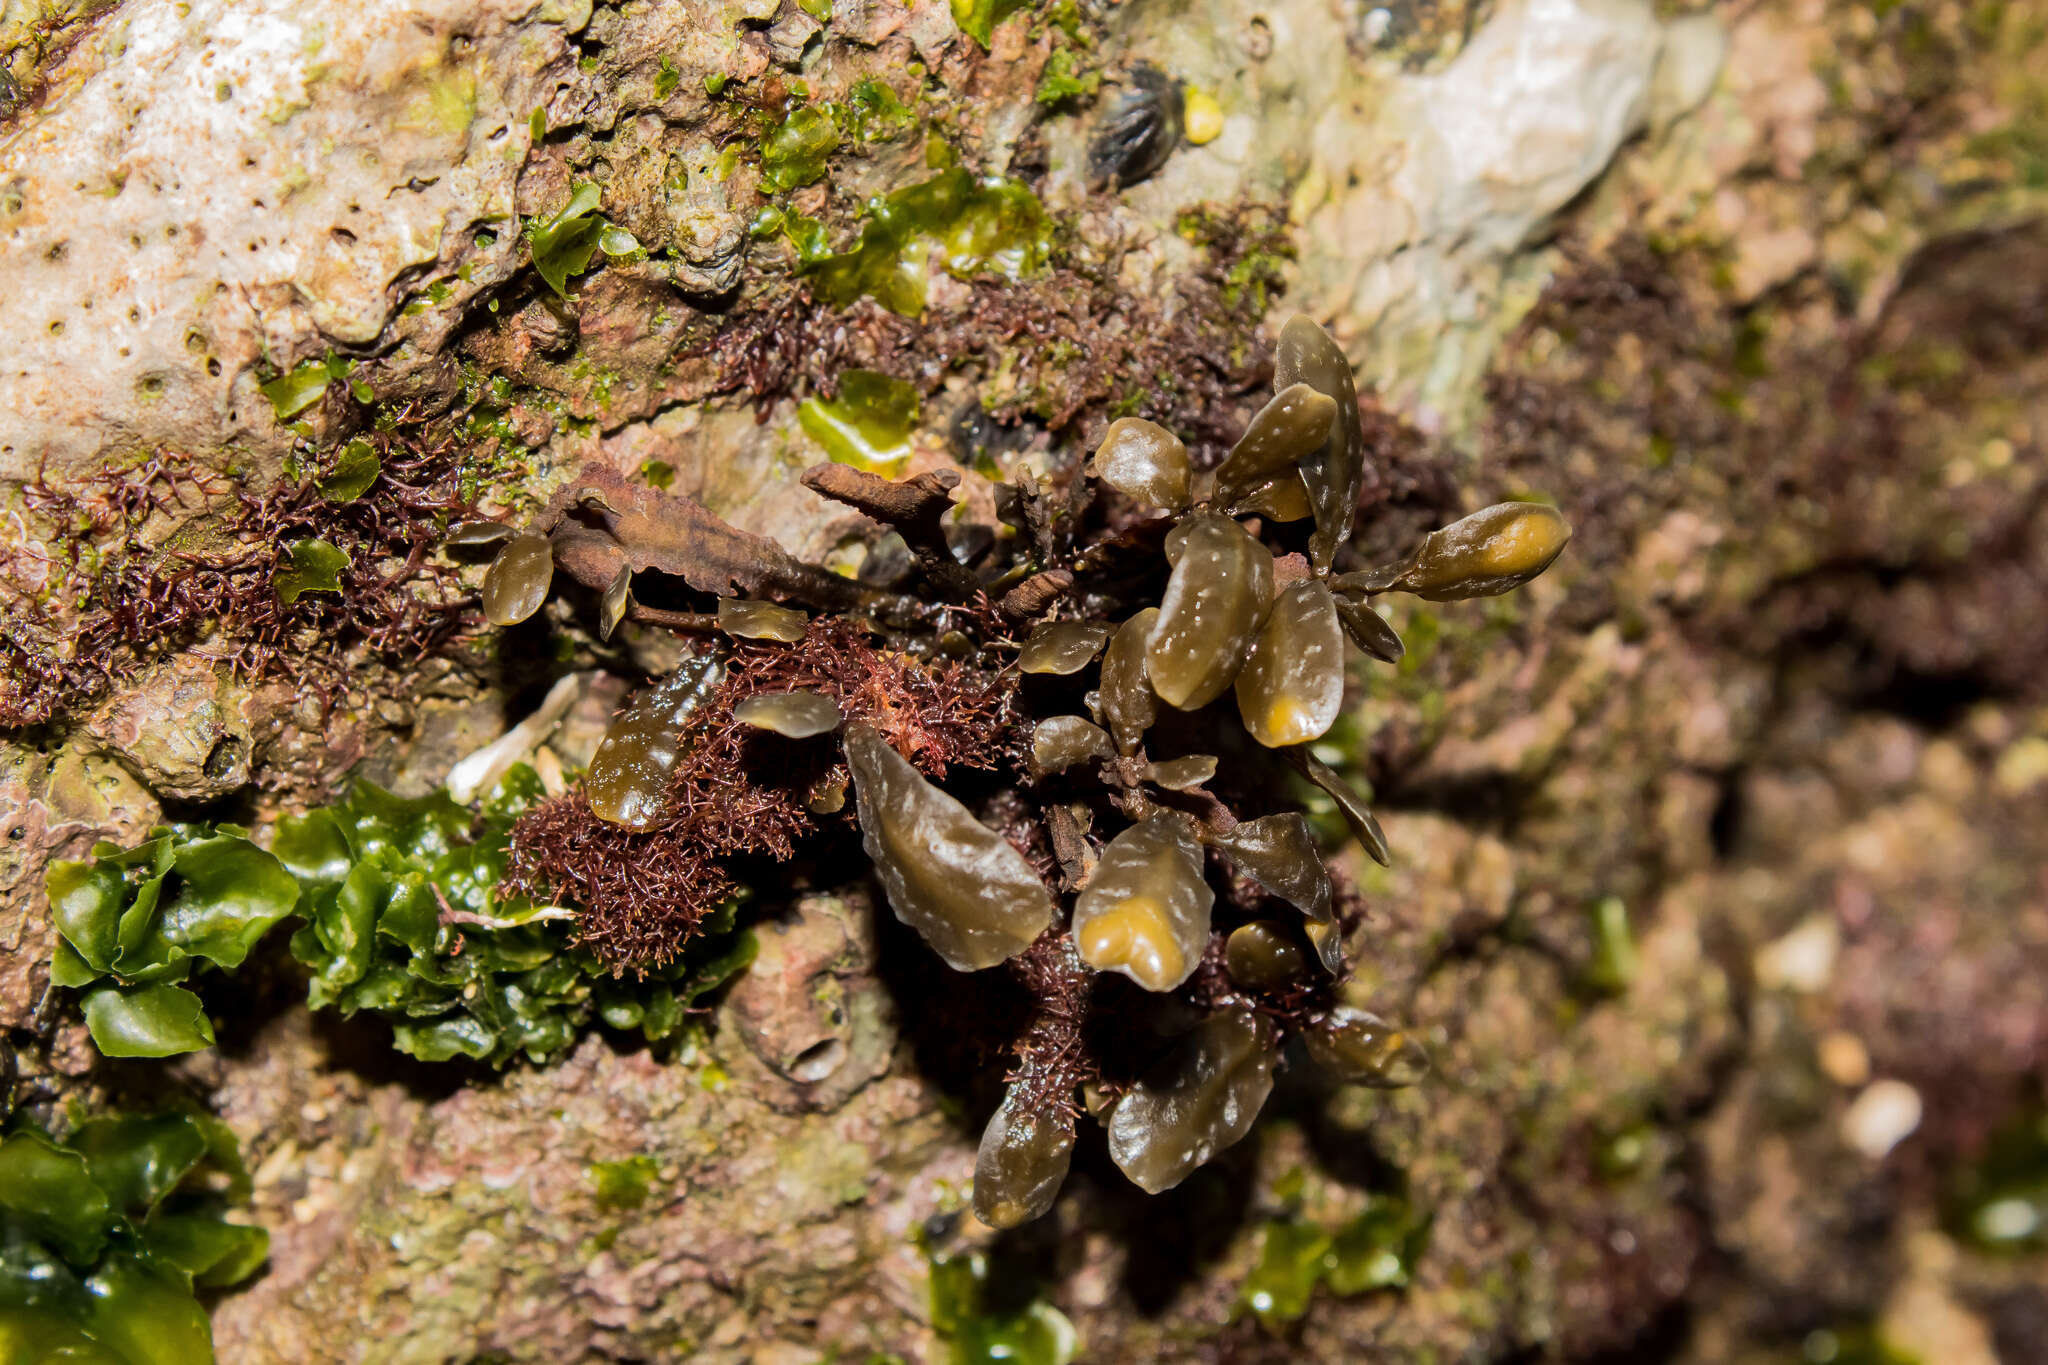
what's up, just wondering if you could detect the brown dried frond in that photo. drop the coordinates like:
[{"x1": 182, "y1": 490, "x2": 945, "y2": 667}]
[{"x1": 508, "y1": 619, "x2": 1021, "y2": 972}]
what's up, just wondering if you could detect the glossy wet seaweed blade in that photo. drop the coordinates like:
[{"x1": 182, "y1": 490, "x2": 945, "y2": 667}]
[{"x1": 0, "y1": 1111, "x2": 267, "y2": 1365}]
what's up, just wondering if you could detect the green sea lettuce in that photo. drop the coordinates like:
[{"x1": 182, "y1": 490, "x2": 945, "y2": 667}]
[
  {"x1": 280, "y1": 766, "x2": 754, "y2": 1067},
  {"x1": 46, "y1": 767, "x2": 753, "y2": 1068},
  {"x1": 0, "y1": 1112, "x2": 266, "y2": 1365},
  {"x1": 47, "y1": 827, "x2": 299, "y2": 1057}
]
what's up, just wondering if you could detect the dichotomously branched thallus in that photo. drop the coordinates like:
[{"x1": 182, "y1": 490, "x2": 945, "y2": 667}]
[{"x1": 487, "y1": 314, "x2": 1571, "y2": 1224}]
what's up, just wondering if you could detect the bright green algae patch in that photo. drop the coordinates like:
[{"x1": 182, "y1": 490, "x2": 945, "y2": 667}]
[
  {"x1": 789, "y1": 168, "x2": 1052, "y2": 315},
  {"x1": 1035, "y1": 48, "x2": 1099, "y2": 106},
  {"x1": 258, "y1": 355, "x2": 349, "y2": 420},
  {"x1": 927, "y1": 1243, "x2": 1078, "y2": 1365},
  {"x1": 47, "y1": 826, "x2": 301, "y2": 1057},
  {"x1": 950, "y1": 0, "x2": 1030, "y2": 48},
  {"x1": 1238, "y1": 1190, "x2": 1431, "y2": 1330},
  {"x1": 45, "y1": 767, "x2": 755, "y2": 1067},
  {"x1": 526, "y1": 183, "x2": 640, "y2": 298},
  {"x1": 797, "y1": 370, "x2": 921, "y2": 474},
  {"x1": 845, "y1": 79, "x2": 913, "y2": 142},
  {"x1": 1582, "y1": 894, "x2": 1639, "y2": 997},
  {"x1": 273, "y1": 538, "x2": 348, "y2": 603},
  {"x1": 756, "y1": 84, "x2": 911, "y2": 197},
  {"x1": 760, "y1": 106, "x2": 842, "y2": 193},
  {"x1": 588, "y1": 1155, "x2": 660, "y2": 1213},
  {"x1": 0, "y1": 1112, "x2": 266, "y2": 1365},
  {"x1": 315, "y1": 437, "x2": 381, "y2": 503}
]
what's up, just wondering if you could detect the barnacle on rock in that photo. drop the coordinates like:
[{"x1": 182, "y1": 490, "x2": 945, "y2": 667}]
[{"x1": 478, "y1": 312, "x2": 1568, "y2": 1222}]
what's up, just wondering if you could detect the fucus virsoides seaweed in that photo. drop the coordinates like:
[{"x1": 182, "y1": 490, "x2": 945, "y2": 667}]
[{"x1": 478, "y1": 314, "x2": 1571, "y2": 1223}]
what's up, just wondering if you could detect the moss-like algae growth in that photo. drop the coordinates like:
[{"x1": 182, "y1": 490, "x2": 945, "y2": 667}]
[
  {"x1": 0, "y1": 1112, "x2": 267, "y2": 1365},
  {"x1": 1035, "y1": 48, "x2": 1098, "y2": 107},
  {"x1": 588, "y1": 1155, "x2": 660, "y2": 1212}
]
